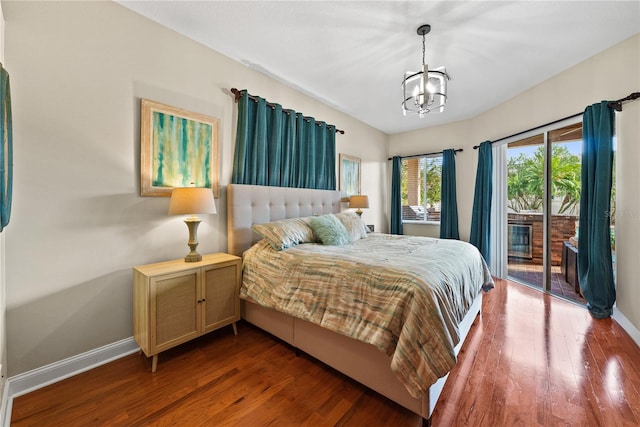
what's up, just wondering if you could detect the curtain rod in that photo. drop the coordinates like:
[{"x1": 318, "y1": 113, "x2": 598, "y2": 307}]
[
  {"x1": 472, "y1": 112, "x2": 582, "y2": 149},
  {"x1": 473, "y1": 91, "x2": 640, "y2": 149},
  {"x1": 230, "y1": 88, "x2": 345, "y2": 134},
  {"x1": 608, "y1": 91, "x2": 640, "y2": 111},
  {"x1": 387, "y1": 148, "x2": 463, "y2": 161}
]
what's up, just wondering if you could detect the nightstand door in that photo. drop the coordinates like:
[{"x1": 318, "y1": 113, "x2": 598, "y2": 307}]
[
  {"x1": 150, "y1": 269, "x2": 200, "y2": 353},
  {"x1": 202, "y1": 260, "x2": 241, "y2": 333}
]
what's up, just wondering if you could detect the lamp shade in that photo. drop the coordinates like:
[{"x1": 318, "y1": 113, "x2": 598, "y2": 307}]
[
  {"x1": 349, "y1": 195, "x2": 369, "y2": 209},
  {"x1": 168, "y1": 187, "x2": 216, "y2": 215}
]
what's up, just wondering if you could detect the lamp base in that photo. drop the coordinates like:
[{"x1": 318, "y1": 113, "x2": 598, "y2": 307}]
[
  {"x1": 183, "y1": 217, "x2": 202, "y2": 263},
  {"x1": 184, "y1": 252, "x2": 202, "y2": 263},
  {"x1": 355, "y1": 209, "x2": 363, "y2": 217}
]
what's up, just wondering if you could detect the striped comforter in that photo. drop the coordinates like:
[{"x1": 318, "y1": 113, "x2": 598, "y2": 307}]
[{"x1": 240, "y1": 233, "x2": 494, "y2": 398}]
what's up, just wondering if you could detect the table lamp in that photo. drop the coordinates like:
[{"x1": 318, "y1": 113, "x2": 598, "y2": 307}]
[
  {"x1": 168, "y1": 187, "x2": 216, "y2": 262},
  {"x1": 349, "y1": 195, "x2": 369, "y2": 217}
]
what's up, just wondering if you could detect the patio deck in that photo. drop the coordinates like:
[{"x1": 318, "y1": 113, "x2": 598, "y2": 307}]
[{"x1": 508, "y1": 261, "x2": 586, "y2": 305}]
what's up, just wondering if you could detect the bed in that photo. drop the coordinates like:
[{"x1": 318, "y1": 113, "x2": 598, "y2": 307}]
[{"x1": 227, "y1": 183, "x2": 493, "y2": 425}]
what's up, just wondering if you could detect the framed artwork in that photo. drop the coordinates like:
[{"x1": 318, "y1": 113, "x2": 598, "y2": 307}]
[
  {"x1": 339, "y1": 153, "x2": 361, "y2": 202},
  {"x1": 0, "y1": 65, "x2": 12, "y2": 232},
  {"x1": 140, "y1": 99, "x2": 220, "y2": 197}
]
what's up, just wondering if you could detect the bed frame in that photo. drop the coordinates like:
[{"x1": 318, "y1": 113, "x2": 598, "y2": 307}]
[{"x1": 227, "y1": 183, "x2": 482, "y2": 425}]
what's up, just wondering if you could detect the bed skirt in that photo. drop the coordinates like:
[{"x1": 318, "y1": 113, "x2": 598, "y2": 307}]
[{"x1": 241, "y1": 291, "x2": 482, "y2": 420}]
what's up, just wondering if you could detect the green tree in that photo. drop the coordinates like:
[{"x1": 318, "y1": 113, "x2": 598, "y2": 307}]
[
  {"x1": 507, "y1": 145, "x2": 581, "y2": 214},
  {"x1": 400, "y1": 160, "x2": 408, "y2": 205},
  {"x1": 423, "y1": 157, "x2": 441, "y2": 207}
]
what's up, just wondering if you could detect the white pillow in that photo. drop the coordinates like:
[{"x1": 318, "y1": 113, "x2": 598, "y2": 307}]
[
  {"x1": 252, "y1": 217, "x2": 316, "y2": 250},
  {"x1": 334, "y1": 212, "x2": 369, "y2": 242}
]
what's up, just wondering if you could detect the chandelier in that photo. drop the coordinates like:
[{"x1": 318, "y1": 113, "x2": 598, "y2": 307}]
[{"x1": 402, "y1": 24, "x2": 450, "y2": 117}]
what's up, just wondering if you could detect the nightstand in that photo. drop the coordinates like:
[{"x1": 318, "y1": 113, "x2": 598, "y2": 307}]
[{"x1": 133, "y1": 253, "x2": 242, "y2": 372}]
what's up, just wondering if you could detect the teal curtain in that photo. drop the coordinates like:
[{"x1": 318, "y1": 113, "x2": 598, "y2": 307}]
[
  {"x1": 231, "y1": 92, "x2": 259, "y2": 185},
  {"x1": 0, "y1": 64, "x2": 12, "y2": 232},
  {"x1": 313, "y1": 121, "x2": 335, "y2": 190},
  {"x1": 296, "y1": 113, "x2": 311, "y2": 188},
  {"x1": 390, "y1": 156, "x2": 403, "y2": 235},
  {"x1": 578, "y1": 101, "x2": 616, "y2": 319},
  {"x1": 232, "y1": 90, "x2": 336, "y2": 190},
  {"x1": 470, "y1": 141, "x2": 492, "y2": 262},
  {"x1": 439, "y1": 149, "x2": 459, "y2": 239},
  {"x1": 266, "y1": 103, "x2": 284, "y2": 186},
  {"x1": 280, "y1": 110, "x2": 298, "y2": 187}
]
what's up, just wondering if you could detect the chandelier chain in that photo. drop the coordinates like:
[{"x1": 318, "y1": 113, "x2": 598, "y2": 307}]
[{"x1": 422, "y1": 33, "x2": 426, "y2": 65}]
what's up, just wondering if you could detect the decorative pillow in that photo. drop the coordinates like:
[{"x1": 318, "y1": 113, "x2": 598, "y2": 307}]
[
  {"x1": 335, "y1": 212, "x2": 369, "y2": 242},
  {"x1": 569, "y1": 235, "x2": 578, "y2": 248},
  {"x1": 252, "y1": 218, "x2": 316, "y2": 251},
  {"x1": 308, "y1": 214, "x2": 352, "y2": 246}
]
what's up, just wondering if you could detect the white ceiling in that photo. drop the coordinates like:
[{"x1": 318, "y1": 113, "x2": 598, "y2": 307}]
[{"x1": 116, "y1": 1, "x2": 640, "y2": 135}]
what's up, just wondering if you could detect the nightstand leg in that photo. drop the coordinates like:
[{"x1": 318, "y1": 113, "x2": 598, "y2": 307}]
[
  {"x1": 152, "y1": 355, "x2": 158, "y2": 373},
  {"x1": 232, "y1": 322, "x2": 238, "y2": 335}
]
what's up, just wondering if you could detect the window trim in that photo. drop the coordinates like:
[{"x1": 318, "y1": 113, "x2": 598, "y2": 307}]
[
  {"x1": 402, "y1": 219, "x2": 441, "y2": 226},
  {"x1": 401, "y1": 154, "x2": 443, "y2": 224}
]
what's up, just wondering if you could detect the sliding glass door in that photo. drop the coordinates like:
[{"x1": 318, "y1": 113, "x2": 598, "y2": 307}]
[{"x1": 506, "y1": 121, "x2": 594, "y2": 304}]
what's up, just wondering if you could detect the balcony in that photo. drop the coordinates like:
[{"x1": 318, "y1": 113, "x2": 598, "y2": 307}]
[
  {"x1": 507, "y1": 212, "x2": 585, "y2": 305},
  {"x1": 402, "y1": 205, "x2": 440, "y2": 222}
]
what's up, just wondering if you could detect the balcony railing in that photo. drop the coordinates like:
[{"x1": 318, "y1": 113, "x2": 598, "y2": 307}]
[{"x1": 402, "y1": 205, "x2": 440, "y2": 222}]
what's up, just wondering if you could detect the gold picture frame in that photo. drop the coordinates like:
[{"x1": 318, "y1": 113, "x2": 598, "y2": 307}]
[
  {"x1": 339, "y1": 153, "x2": 361, "y2": 202},
  {"x1": 140, "y1": 99, "x2": 220, "y2": 197}
]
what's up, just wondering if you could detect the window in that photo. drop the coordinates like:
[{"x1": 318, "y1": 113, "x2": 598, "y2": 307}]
[{"x1": 401, "y1": 155, "x2": 443, "y2": 222}]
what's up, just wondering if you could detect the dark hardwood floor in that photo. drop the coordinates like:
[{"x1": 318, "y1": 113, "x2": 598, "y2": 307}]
[{"x1": 11, "y1": 279, "x2": 640, "y2": 426}]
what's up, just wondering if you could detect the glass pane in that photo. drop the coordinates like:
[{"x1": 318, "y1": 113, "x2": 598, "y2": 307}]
[
  {"x1": 507, "y1": 134, "x2": 544, "y2": 289},
  {"x1": 401, "y1": 156, "x2": 442, "y2": 222},
  {"x1": 549, "y1": 124, "x2": 585, "y2": 304}
]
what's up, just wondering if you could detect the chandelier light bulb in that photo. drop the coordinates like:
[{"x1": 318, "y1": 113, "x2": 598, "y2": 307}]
[{"x1": 426, "y1": 80, "x2": 436, "y2": 94}]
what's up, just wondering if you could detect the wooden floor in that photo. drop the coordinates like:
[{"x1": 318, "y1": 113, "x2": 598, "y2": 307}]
[{"x1": 11, "y1": 279, "x2": 640, "y2": 426}]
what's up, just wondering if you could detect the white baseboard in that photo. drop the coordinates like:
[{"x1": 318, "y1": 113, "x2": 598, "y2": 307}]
[
  {"x1": 0, "y1": 337, "x2": 138, "y2": 427},
  {"x1": 613, "y1": 308, "x2": 640, "y2": 349}
]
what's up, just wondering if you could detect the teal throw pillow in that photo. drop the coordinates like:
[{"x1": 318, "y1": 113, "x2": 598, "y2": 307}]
[{"x1": 309, "y1": 214, "x2": 351, "y2": 246}]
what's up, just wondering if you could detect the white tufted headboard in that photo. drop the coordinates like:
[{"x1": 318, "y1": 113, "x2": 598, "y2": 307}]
[{"x1": 227, "y1": 184, "x2": 342, "y2": 256}]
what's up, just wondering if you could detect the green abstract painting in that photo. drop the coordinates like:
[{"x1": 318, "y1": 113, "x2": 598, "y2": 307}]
[
  {"x1": 141, "y1": 99, "x2": 219, "y2": 197},
  {"x1": 339, "y1": 153, "x2": 361, "y2": 201}
]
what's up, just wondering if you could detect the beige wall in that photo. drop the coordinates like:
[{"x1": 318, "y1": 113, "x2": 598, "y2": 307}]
[
  {"x1": 616, "y1": 99, "x2": 640, "y2": 333},
  {"x1": 2, "y1": 1, "x2": 388, "y2": 376},
  {"x1": 391, "y1": 34, "x2": 640, "y2": 334}
]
